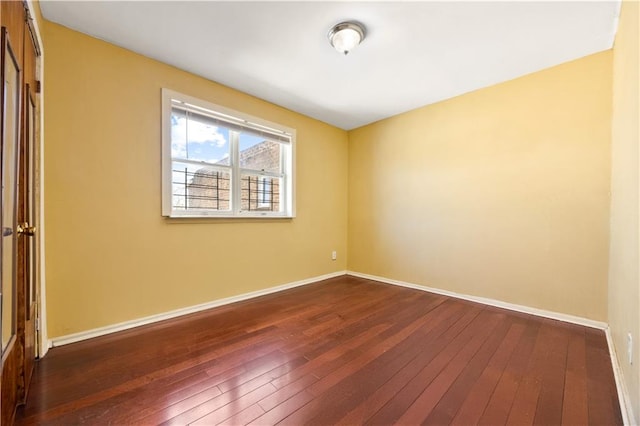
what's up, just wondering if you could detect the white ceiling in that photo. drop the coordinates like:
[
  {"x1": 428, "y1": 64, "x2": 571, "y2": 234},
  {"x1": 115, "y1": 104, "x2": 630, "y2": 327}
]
[{"x1": 40, "y1": 1, "x2": 621, "y2": 130}]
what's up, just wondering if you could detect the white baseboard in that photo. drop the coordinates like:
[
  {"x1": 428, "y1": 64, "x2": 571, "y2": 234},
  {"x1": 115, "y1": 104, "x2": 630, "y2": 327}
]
[
  {"x1": 346, "y1": 271, "x2": 608, "y2": 330},
  {"x1": 606, "y1": 328, "x2": 637, "y2": 426},
  {"x1": 49, "y1": 270, "x2": 347, "y2": 347}
]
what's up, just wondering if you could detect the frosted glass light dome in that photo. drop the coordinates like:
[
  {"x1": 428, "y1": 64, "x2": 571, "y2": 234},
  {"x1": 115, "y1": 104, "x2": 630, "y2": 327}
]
[{"x1": 328, "y1": 22, "x2": 366, "y2": 55}]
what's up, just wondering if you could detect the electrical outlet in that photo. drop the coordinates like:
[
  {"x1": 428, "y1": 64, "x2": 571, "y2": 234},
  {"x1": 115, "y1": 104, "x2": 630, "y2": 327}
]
[
  {"x1": 628, "y1": 332, "x2": 633, "y2": 365},
  {"x1": 331, "y1": 251, "x2": 337, "y2": 260}
]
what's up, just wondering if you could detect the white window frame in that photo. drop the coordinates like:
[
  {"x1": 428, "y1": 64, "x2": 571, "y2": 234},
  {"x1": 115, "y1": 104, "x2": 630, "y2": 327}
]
[{"x1": 162, "y1": 89, "x2": 296, "y2": 218}]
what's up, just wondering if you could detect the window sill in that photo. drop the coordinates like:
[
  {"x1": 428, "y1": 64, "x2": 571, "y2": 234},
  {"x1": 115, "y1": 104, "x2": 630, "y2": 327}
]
[{"x1": 163, "y1": 214, "x2": 295, "y2": 224}]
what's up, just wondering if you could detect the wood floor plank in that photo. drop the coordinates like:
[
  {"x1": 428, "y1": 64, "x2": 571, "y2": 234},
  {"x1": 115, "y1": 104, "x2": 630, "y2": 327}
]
[
  {"x1": 307, "y1": 300, "x2": 467, "y2": 425},
  {"x1": 189, "y1": 383, "x2": 277, "y2": 425},
  {"x1": 139, "y1": 354, "x2": 294, "y2": 425},
  {"x1": 268, "y1": 322, "x2": 390, "y2": 389},
  {"x1": 335, "y1": 302, "x2": 482, "y2": 425},
  {"x1": 293, "y1": 290, "x2": 437, "y2": 360},
  {"x1": 42, "y1": 369, "x2": 219, "y2": 425},
  {"x1": 217, "y1": 403, "x2": 265, "y2": 425},
  {"x1": 257, "y1": 374, "x2": 318, "y2": 412},
  {"x1": 585, "y1": 329, "x2": 624, "y2": 425},
  {"x1": 394, "y1": 311, "x2": 505, "y2": 424},
  {"x1": 24, "y1": 326, "x2": 283, "y2": 419},
  {"x1": 505, "y1": 322, "x2": 559, "y2": 426},
  {"x1": 561, "y1": 329, "x2": 589, "y2": 425},
  {"x1": 115, "y1": 370, "x2": 231, "y2": 423},
  {"x1": 478, "y1": 319, "x2": 541, "y2": 425},
  {"x1": 423, "y1": 318, "x2": 524, "y2": 425},
  {"x1": 15, "y1": 276, "x2": 622, "y2": 426},
  {"x1": 279, "y1": 299, "x2": 462, "y2": 424},
  {"x1": 307, "y1": 296, "x2": 449, "y2": 396},
  {"x1": 249, "y1": 390, "x2": 315, "y2": 425},
  {"x1": 365, "y1": 308, "x2": 495, "y2": 425},
  {"x1": 531, "y1": 321, "x2": 571, "y2": 425},
  {"x1": 449, "y1": 322, "x2": 526, "y2": 426},
  {"x1": 122, "y1": 349, "x2": 288, "y2": 422}
]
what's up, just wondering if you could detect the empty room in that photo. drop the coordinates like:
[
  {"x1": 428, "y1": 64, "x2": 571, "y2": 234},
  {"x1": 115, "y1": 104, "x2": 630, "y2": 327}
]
[{"x1": 0, "y1": 0, "x2": 638, "y2": 424}]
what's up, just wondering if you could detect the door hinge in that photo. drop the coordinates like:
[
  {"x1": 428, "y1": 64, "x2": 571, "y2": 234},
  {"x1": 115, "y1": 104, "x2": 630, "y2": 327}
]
[{"x1": 36, "y1": 80, "x2": 41, "y2": 93}]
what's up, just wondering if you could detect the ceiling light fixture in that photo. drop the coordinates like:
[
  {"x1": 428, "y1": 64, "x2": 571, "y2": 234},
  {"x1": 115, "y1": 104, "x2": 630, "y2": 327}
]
[{"x1": 328, "y1": 21, "x2": 366, "y2": 55}]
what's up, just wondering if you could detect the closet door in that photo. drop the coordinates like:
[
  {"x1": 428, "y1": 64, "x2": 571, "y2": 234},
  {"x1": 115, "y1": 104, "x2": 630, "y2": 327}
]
[
  {"x1": 20, "y1": 17, "x2": 38, "y2": 392},
  {"x1": 0, "y1": 20, "x2": 23, "y2": 426},
  {"x1": 1, "y1": 0, "x2": 39, "y2": 423}
]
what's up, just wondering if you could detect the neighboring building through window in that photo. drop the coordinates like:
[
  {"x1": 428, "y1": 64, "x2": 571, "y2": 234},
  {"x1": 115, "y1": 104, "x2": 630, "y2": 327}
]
[{"x1": 161, "y1": 89, "x2": 295, "y2": 218}]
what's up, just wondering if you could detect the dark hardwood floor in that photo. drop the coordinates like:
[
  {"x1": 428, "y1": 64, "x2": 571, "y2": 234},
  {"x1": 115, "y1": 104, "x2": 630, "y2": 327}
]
[{"x1": 15, "y1": 275, "x2": 622, "y2": 425}]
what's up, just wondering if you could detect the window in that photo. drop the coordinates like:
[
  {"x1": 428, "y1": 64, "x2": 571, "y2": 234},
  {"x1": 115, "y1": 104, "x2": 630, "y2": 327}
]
[{"x1": 162, "y1": 89, "x2": 295, "y2": 218}]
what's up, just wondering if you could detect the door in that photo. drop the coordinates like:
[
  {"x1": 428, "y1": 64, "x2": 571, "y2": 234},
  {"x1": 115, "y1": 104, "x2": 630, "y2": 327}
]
[
  {"x1": 1, "y1": 23, "x2": 23, "y2": 426},
  {"x1": 21, "y1": 20, "x2": 38, "y2": 390},
  {"x1": 1, "y1": 1, "x2": 39, "y2": 422}
]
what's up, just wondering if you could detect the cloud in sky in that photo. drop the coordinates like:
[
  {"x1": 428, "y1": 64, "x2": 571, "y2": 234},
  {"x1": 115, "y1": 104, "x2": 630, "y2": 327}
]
[{"x1": 171, "y1": 115, "x2": 229, "y2": 162}]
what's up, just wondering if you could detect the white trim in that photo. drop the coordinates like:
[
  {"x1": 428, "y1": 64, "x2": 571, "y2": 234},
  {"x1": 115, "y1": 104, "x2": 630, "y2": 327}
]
[
  {"x1": 49, "y1": 271, "x2": 346, "y2": 348},
  {"x1": 606, "y1": 328, "x2": 637, "y2": 426},
  {"x1": 161, "y1": 89, "x2": 173, "y2": 216},
  {"x1": 346, "y1": 271, "x2": 608, "y2": 330}
]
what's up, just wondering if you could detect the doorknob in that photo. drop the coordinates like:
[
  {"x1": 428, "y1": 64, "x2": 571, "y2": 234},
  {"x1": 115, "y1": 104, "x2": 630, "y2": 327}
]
[{"x1": 17, "y1": 222, "x2": 36, "y2": 237}]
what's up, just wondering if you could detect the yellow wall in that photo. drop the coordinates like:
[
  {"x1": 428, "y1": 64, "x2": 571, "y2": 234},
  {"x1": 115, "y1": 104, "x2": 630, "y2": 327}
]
[
  {"x1": 609, "y1": 1, "x2": 640, "y2": 421},
  {"x1": 348, "y1": 52, "x2": 613, "y2": 321},
  {"x1": 43, "y1": 22, "x2": 349, "y2": 338}
]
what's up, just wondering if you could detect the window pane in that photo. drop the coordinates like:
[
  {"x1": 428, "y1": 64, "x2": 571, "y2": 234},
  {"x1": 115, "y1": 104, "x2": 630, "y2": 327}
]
[
  {"x1": 172, "y1": 161, "x2": 231, "y2": 211},
  {"x1": 239, "y1": 133, "x2": 281, "y2": 173},
  {"x1": 241, "y1": 174, "x2": 282, "y2": 212},
  {"x1": 171, "y1": 109, "x2": 231, "y2": 165}
]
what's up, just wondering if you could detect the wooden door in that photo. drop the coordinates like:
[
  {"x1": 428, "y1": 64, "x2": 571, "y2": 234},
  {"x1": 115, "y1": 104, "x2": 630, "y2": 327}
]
[
  {"x1": 1, "y1": 20, "x2": 23, "y2": 426},
  {"x1": 21, "y1": 17, "x2": 38, "y2": 392},
  {"x1": 1, "y1": 1, "x2": 39, "y2": 423}
]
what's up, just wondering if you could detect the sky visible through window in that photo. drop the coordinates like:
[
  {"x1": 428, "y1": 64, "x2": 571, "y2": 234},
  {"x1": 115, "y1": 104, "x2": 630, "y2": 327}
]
[
  {"x1": 171, "y1": 112, "x2": 265, "y2": 164},
  {"x1": 171, "y1": 112, "x2": 229, "y2": 164}
]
